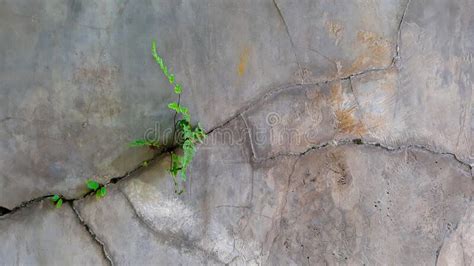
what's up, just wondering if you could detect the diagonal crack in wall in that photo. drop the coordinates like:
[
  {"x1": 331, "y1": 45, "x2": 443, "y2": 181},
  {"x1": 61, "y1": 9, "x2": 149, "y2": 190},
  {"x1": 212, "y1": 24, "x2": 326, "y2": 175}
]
[
  {"x1": 1, "y1": 6, "x2": 471, "y2": 257},
  {"x1": 272, "y1": 0, "x2": 303, "y2": 83},
  {"x1": 2, "y1": 58, "x2": 471, "y2": 219},
  {"x1": 70, "y1": 202, "x2": 114, "y2": 265}
]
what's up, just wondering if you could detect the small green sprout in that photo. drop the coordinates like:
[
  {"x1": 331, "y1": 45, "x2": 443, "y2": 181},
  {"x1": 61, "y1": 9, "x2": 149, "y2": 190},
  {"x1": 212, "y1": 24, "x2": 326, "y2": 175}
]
[
  {"x1": 86, "y1": 179, "x2": 107, "y2": 199},
  {"x1": 97, "y1": 186, "x2": 107, "y2": 198},
  {"x1": 50, "y1": 194, "x2": 63, "y2": 208},
  {"x1": 129, "y1": 139, "x2": 160, "y2": 150}
]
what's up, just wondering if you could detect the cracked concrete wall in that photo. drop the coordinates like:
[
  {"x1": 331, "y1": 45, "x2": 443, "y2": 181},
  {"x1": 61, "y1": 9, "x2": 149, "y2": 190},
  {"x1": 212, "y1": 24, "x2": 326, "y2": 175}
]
[{"x1": 0, "y1": 0, "x2": 473, "y2": 265}]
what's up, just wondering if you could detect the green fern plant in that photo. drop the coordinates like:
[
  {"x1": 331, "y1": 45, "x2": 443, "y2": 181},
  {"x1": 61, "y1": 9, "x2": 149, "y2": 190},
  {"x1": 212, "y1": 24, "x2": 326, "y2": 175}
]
[
  {"x1": 152, "y1": 40, "x2": 207, "y2": 194},
  {"x1": 130, "y1": 40, "x2": 206, "y2": 194},
  {"x1": 86, "y1": 179, "x2": 107, "y2": 199}
]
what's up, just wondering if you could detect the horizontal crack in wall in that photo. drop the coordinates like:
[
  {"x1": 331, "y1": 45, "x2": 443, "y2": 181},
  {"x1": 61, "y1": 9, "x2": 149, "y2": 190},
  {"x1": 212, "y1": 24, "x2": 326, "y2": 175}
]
[
  {"x1": 0, "y1": 0, "x2": 419, "y2": 215},
  {"x1": 3, "y1": 67, "x2": 471, "y2": 217},
  {"x1": 0, "y1": 195, "x2": 53, "y2": 218},
  {"x1": 255, "y1": 138, "x2": 472, "y2": 172},
  {"x1": 1, "y1": 10, "x2": 470, "y2": 217},
  {"x1": 0, "y1": 145, "x2": 173, "y2": 218}
]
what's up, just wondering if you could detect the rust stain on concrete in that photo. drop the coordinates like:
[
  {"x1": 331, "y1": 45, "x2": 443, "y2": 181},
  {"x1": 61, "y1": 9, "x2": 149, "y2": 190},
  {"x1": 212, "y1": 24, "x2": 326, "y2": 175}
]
[
  {"x1": 325, "y1": 20, "x2": 344, "y2": 45},
  {"x1": 73, "y1": 65, "x2": 122, "y2": 119},
  {"x1": 344, "y1": 31, "x2": 392, "y2": 76},
  {"x1": 335, "y1": 107, "x2": 366, "y2": 136},
  {"x1": 327, "y1": 151, "x2": 352, "y2": 189},
  {"x1": 329, "y1": 82, "x2": 344, "y2": 106},
  {"x1": 330, "y1": 82, "x2": 366, "y2": 136},
  {"x1": 237, "y1": 46, "x2": 251, "y2": 77},
  {"x1": 74, "y1": 65, "x2": 119, "y2": 87}
]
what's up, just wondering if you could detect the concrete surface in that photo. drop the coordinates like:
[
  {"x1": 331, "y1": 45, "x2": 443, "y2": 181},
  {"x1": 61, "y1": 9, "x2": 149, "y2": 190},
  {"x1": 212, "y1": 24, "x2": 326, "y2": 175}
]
[{"x1": 0, "y1": 0, "x2": 472, "y2": 265}]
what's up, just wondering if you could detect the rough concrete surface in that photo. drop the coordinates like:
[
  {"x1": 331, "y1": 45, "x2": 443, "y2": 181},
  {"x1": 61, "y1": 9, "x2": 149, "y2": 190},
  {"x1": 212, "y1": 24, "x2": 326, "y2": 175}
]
[
  {"x1": 0, "y1": 201, "x2": 107, "y2": 265},
  {"x1": 0, "y1": 0, "x2": 473, "y2": 265}
]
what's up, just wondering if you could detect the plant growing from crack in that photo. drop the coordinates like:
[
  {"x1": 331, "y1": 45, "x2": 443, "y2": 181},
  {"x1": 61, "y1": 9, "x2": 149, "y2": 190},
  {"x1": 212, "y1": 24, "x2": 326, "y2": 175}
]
[
  {"x1": 130, "y1": 40, "x2": 206, "y2": 194},
  {"x1": 129, "y1": 139, "x2": 160, "y2": 150},
  {"x1": 86, "y1": 179, "x2": 107, "y2": 199},
  {"x1": 49, "y1": 194, "x2": 63, "y2": 208}
]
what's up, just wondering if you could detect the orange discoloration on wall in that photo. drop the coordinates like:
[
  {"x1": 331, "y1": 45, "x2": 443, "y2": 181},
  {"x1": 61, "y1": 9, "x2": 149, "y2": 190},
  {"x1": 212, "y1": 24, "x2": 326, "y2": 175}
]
[
  {"x1": 325, "y1": 21, "x2": 344, "y2": 44},
  {"x1": 329, "y1": 81, "x2": 366, "y2": 136},
  {"x1": 362, "y1": 114, "x2": 385, "y2": 132},
  {"x1": 73, "y1": 65, "x2": 122, "y2": 119},
  {"x1": 327, "y1": 151, "x2": 352, "y2": 189},
  {"x1": 335, "y1": 107, "x2": 366, "y2": 136},
  {"x1": 74, "y1": 66, "x2": 119, "y2": 87},
  {"x1": 344, "y1": 31, "x2": 392, "y2": 76},
  {"x1": 329, "y1": 82, "x2": 344, "y2": 106},
  {"x1": 329, "y1": 82, "x2": 367, "y2": 136},
  {"x1": 237, "y1": 47, "x2": 250, "y2": 77}
]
